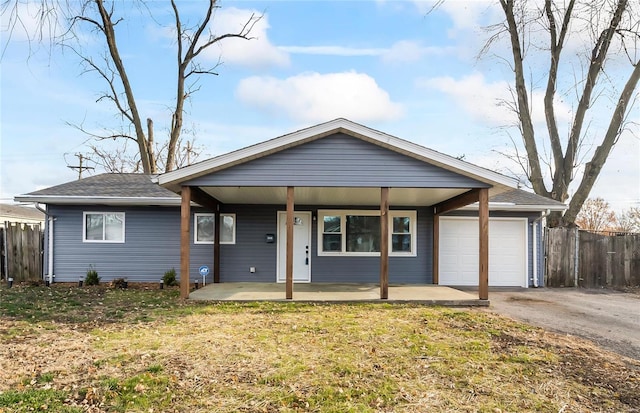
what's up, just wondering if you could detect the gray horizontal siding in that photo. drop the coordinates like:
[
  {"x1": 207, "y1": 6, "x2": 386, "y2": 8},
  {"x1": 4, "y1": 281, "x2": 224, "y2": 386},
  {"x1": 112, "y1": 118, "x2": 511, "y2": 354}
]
[
  {"x1": 48, "y1": 205, "x2": 212, "y2": 283},
  {"x1": 47, "y1": 203, "x2": 435, "y2": 285},
  {"x1": 310, "y1": 207, "x2": 432, "y2": 283},
  {"x1": 219, "y1": 205, "x2": 278, "y2": 282},
  {"x1": 443, "y1": 210, "x2": 540, "y2": 287},
  {"x1": 186, "y1": 134, "x2": 487, "y2": 188},
  {"x1": 224, "y1": 204, "x2": 433, "y2": 284}
]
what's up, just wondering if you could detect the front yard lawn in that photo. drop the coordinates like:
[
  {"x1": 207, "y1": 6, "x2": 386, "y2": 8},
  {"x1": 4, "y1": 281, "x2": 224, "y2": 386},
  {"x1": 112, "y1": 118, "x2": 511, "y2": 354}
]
[{"x1": 0, "y1": 284, "x2": 638, "y2": 412}]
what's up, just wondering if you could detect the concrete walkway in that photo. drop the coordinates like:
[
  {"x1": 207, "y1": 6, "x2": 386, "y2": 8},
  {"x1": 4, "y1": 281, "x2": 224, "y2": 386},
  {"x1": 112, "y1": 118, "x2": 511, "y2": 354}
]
[{"x1": 188, "y1": 283, "x2": 487, "y2": 306}]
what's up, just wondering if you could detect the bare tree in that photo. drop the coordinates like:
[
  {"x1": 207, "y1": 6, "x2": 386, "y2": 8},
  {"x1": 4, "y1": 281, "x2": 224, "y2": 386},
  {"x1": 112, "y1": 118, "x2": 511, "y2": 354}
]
[
  {"x1": 486, "y1": 0, "x2": 640, "y2": 226},
  {"x1": 70, "y1": 118, "x2": 204, "y2": 173},
  {"x1": 616, "y1": 206, "x2": 640, "y2": 232},
  {"x1": 575, "y1": 197, "x2": 618, "y2": 231},
  {"x1": 2, "y1": 0, "x2": 260, "y2": 174}
]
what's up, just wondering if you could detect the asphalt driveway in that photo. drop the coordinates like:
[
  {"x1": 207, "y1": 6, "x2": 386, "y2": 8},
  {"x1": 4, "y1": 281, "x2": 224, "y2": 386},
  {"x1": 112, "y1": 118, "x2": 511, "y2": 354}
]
[{"x1": 487, "y1": 288, "x2": 640, "y2": 361}]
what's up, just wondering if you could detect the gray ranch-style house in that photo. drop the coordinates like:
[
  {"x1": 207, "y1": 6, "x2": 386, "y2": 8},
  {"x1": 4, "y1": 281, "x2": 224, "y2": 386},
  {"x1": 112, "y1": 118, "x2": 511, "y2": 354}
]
[{"x1": 16, "y1": 119, "x2": 566, "y2": 300}]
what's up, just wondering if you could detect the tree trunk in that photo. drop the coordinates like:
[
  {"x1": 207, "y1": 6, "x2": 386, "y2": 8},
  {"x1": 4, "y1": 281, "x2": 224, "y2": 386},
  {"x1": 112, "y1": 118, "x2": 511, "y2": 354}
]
[{"x1": 95, "y1": 0, "x2": 152, "y2": 173}]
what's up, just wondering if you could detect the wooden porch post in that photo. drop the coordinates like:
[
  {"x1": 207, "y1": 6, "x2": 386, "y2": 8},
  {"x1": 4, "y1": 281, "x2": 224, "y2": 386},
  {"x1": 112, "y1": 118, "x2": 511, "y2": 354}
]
[
  {"x1": 213, "y1": 207, "x2": 220, "y2": 283},
  {"x1": 180, "y1": 186, "x2": 192, "y2": 299},
  {"x1": 479, "y1": 188, "x2": 489, "y2": 300},
  {"x1": 433, "y1": 213, "x2": 439, "y2": 284},
  {"x1": 286, "y1": 186, "x2": 294, "y2": 300},
  {"x1": 380, "y1": 187, "x2": 389, "y2": 299},
  {"x1": 188, "y1": 188, "x2": 221, "y2": 284}
]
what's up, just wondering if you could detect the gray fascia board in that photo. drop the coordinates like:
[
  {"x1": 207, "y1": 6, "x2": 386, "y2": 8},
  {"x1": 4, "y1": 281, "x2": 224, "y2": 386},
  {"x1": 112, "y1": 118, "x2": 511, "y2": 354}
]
[
  {"x1": 459, "y1": 203, "x2": 568, "y2": 212},
  {"x1": 13, "y1": 195, "x2": 182, "y2": 206}
]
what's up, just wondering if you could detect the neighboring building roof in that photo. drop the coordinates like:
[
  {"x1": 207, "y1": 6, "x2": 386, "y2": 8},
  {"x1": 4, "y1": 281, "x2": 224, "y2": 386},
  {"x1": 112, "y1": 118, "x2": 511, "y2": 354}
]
[
  {"x1": 0, "y1": 204, "x2": 45, "y2": 221},
  {"x1": 460, "y1": 189, "x2": 567, "y2": 211},
  {"x1": 15, "y1": 173, "x2": 180, "y2": 205},
  {"x1": 159, "y1": 118, "x2": 519, "y2": 193}
]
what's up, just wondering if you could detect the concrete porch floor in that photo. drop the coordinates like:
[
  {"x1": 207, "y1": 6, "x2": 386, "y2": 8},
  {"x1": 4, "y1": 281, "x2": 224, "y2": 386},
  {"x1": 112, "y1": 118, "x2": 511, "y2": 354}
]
[{"x1": 188, "y1": 283, "x2": 488, "y2": 306}]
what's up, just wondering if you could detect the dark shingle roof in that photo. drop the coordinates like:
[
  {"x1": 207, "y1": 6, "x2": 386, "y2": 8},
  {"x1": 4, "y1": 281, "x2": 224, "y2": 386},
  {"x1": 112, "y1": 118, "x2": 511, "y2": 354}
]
[
  {"x1": 490, "y1": 189, "x2": 566, "y2": 207},
  {"x1": 18, "y1": 173, "x2": 565, "y2": 211},
  {"x1": 24, "y1": 173, "x2": 178, "y2": 198}
]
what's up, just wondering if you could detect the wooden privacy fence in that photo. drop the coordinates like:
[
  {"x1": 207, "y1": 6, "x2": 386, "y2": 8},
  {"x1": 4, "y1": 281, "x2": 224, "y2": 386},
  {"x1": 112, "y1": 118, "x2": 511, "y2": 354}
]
[
  {"x1": 546, "y1": 227, "x2": 640, "y2": 288},
  {"x1": 1, "y1": 222, "x2": 43, "y2": 283}
]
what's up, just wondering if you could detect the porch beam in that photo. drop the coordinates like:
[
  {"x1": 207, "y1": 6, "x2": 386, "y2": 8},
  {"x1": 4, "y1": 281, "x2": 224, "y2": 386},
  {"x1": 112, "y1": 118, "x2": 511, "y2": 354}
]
[
  {"x1": 380, "y1": 187, "x2": 389, "y2": 299},
  {"x1": 433, "y1": 214, "x2": 439, "y2": 284},
  {"x1": 432, "y1": 188, "x2": 481, "y2": 215},
  {"x1": 286, "y1": 186, "x2": 294, "y2": 300},
  {"x1": 180, "y1": 186, "x2": 191, "y2": 299},
  {"x1": 479, "y1": 187, "x2": 489, "y2": 300},
  {"x1": 190, "y1": 187, "x2": 222, "y2": 211},
  {"x1": 213, "y1": 210, "x2": 220, "y2": 283}
]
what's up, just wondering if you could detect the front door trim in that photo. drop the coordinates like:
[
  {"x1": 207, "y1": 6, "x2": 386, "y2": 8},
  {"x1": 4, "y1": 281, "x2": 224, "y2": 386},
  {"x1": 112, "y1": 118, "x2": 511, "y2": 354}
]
[{"x1": 276, "y1": 211, "x2": 312, "y2": 283}]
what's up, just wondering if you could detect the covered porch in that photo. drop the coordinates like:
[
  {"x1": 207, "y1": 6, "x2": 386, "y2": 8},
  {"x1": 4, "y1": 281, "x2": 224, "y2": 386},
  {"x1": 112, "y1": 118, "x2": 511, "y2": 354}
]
[
  {"x1": 157, "y1": 119, "x2": 517, "y2": 302},
  {"x1": 188, "y1": 282, "x2": 488, "y2": 306},
  {"x1": 176, "y1": 185, "x2": 491, "y2": 301}
]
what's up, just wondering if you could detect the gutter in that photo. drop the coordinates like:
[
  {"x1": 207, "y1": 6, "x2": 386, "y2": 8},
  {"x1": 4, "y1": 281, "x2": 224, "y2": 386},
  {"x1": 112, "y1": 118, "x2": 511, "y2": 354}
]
[
  {"x1": 14, "y1": 195, "x2": 181, "y2": 206},
  {"x1": 531, "y1": 209, "x2": 551, "y2": 288},
  {"x1": 34, "y1": 203, "x2": 54, "y2": 285}
]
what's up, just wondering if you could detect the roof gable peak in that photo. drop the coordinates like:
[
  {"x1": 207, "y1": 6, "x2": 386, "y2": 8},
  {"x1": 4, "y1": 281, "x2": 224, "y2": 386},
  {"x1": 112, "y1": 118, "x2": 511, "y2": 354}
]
[{"x1": 158, "y1": 119, "x2": 518, "y2": 192}]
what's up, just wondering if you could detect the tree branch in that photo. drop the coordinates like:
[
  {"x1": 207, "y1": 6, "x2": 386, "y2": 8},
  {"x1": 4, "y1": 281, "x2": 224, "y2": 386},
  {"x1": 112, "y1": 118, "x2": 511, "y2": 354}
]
[
  {"x1": 563, "y1": 0, "x2": 628, "y2": 194},
  {"x1": 499, "y1": 0, "x2": 548, "y2": 196},
  {"x1": 564, "y1": 59, "x2": 640, "y2": 223}
]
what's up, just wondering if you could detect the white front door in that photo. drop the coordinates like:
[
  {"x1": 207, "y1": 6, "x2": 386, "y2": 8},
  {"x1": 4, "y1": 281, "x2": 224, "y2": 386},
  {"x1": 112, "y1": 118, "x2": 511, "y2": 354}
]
[{"x1": 277, "y1": 211, "x2": 312, "y2": 283}]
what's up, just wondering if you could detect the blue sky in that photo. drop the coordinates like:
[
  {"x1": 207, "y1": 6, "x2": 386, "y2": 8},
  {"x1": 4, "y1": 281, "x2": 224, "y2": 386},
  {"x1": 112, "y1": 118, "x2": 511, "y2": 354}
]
[{"x1": 1, "y1": 0, "x2": 638, "y2": 211}]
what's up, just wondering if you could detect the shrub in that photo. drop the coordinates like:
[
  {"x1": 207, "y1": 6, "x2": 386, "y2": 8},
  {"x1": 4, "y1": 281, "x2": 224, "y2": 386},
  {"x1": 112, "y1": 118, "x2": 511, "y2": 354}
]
[
  {"x1": 85, "y1": 267, "x2": 100, "y2": 286},
  {"x1": 111, "y1": 278, "x2": 127, "y2": 289},
  {"x1": 162, "y1": 268, "x2": 178, "y2": 287}
]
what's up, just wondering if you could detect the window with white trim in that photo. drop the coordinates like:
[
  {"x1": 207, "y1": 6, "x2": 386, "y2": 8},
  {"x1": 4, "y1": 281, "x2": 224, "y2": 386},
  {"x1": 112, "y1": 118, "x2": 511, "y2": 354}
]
[
  {"x1": 194, "y1": 213, "x2": 236, "y2": 244},
  {"x1": 83, "y1": 212, "x2": 125, "y2": 243},
  {"x1": 318, "y1": 210, "x2": 416, "y2": 256}
]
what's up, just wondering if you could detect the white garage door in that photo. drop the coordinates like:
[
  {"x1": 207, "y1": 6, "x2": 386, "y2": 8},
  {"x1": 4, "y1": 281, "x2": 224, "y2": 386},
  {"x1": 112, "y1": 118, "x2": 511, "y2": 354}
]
[{"x1": 439, "y1": 217, "x2": 528, "y2": 287}]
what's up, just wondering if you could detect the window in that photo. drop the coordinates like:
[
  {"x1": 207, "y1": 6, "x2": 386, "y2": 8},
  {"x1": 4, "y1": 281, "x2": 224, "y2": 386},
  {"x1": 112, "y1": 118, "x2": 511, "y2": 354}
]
[
  {"x1": 194, "y1": 213, "x2": 236, "y2": 244},
  {"x1": 83, "y1": 212, "x2": 125, "y2": 243},
  {"x1": 318, "y1": 210, "x2": 416, "y2": 256},
  {"x1": 346, "y1": 215, "x2": 380, "y2": 252},
  {"x1": 392, "y1": 215, "x2": 412, "y2": 253},
  {"x1": 322, "y1": 215, "x2": 342, "y2": 251}
]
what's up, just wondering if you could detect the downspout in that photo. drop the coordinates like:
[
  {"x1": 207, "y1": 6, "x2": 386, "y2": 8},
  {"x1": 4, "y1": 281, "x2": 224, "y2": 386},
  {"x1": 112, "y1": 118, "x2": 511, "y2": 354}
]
[
  {"x1": 531, "y1": 209, "x2": 551, "y2": 288},
  {"x1": 35, "y1": 204, "x2": 54, "y2": 284}
]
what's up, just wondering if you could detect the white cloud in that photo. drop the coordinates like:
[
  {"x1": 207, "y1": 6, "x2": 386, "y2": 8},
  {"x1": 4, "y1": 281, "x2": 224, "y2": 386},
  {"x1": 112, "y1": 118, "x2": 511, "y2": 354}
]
[
  {"x1": 279, "y1": 41, "x2": 449, "y2": 63},
  {"x1": 381, "y1": 40, "x2": 450, "y2": 63},
  {"x1": 0, "y1": 1, "x2": 59, "y2": 42},
  {"x1": 419, "y1": 73, "x2": 513, "y2": 125},
  {"x1": 437, "y1": 1, "x2": 498, "y2": 33},
  {"x1": 279, "y1": 45, "x2": 385, "y2": 56},
  {"x1": 418, "y1": 72, "x2": 572, "y2": 127},
  {"x1": 202, "y1": 8, "x2": 289, "y2": 69},
  {"x1": 236, "y1": 71, "x2": 404, "y2": 123}
]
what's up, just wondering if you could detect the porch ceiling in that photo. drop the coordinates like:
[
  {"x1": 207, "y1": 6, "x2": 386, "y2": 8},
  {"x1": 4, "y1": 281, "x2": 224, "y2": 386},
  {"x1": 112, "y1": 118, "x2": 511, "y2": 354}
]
[{"x1": 199, "y1": 186, "x2": 471, "y2": 206}]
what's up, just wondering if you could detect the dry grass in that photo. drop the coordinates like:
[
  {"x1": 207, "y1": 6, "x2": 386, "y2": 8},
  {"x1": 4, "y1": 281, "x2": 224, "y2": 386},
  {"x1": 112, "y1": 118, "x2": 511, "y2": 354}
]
[{"x1": 0, "y1": 284, "x2": 638, "y2": 412}]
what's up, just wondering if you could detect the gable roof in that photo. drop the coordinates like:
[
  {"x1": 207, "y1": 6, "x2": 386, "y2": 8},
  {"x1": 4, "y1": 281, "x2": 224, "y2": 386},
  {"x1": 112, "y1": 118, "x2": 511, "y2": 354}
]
[
  {"x1": 460, "y1": 189, "x2": 567, "y2": 211},
  {"x1": 15, "y1": 173, "x2": 180, "y2": 205},
  {"x1": 158, "y1": 118, "x2": 519, "y2": 193}
]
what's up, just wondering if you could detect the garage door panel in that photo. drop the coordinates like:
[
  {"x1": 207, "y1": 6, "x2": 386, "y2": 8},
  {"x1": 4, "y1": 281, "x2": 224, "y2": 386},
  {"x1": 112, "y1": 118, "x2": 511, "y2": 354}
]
[{"x1": 439, "y1": 217, "x2": 528, "y2": 287}]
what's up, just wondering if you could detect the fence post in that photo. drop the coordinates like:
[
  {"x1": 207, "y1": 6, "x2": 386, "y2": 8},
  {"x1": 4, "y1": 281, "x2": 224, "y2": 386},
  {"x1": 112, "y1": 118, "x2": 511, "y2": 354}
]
[
  {"x1": 2, "y1": 223, "x2": 8, "y2": 281},
  {"x1": 573, "y1": 229, "x2": 580, "y2": 287}
]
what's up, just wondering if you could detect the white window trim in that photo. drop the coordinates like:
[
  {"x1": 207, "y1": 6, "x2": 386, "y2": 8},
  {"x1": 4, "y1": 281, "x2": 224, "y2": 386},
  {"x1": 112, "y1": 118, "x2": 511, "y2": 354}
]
[
  {"x1": 317, "y1": 210, "x2": 417, "y2": 257},
  {"x1": 82, "y1": 211, "x2": 125, "y2": 243},
  {"x1": 194, "y1": 213, "x2": 236, "y2": 245}
]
